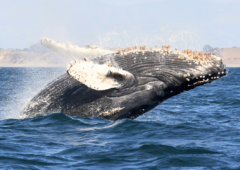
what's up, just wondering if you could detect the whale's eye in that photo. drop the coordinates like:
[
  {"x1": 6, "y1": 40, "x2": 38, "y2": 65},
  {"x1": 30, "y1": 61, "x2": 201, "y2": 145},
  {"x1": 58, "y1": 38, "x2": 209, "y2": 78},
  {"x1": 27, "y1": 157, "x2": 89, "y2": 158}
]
[
  {"x1": 113, "y1": 73, "x2": 124, "y2": 82},
  {"x1": 106, "y1": 71, "x2": 124, "y2": 82}
]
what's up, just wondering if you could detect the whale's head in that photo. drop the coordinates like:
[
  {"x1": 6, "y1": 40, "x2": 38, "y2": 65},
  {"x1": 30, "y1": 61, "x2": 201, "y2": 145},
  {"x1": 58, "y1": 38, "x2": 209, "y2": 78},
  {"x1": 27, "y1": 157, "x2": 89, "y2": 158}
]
[{"x1": 66, "y1": 47, "x2": 227, "y2": 120}]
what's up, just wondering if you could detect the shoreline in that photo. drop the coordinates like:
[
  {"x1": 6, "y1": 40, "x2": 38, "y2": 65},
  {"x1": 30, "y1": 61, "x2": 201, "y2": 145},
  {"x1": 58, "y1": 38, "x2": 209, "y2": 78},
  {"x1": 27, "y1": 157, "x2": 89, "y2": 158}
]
[{"x1": 0, "y1": 65, "x2": 65, "y2": 68}]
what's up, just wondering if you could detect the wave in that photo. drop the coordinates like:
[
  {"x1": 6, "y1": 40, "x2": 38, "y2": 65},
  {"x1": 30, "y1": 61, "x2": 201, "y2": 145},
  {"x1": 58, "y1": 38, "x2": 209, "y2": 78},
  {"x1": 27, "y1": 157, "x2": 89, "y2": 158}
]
[{"x1": 1, "y1": 68, "x2": 240, "y2": 169}]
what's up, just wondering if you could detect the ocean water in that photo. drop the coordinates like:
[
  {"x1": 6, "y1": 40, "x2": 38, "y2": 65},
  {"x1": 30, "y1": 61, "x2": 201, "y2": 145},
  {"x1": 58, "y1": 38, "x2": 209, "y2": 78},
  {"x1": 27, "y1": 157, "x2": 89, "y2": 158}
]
[{"x1": 0, "y1": 67, "x2": 239, "y2": 169}]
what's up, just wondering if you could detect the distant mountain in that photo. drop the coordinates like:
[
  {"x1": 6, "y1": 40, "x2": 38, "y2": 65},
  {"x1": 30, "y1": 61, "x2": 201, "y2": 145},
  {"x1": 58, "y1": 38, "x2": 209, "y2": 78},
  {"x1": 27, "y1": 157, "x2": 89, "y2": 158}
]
[
  {"x1": 22, "y1": 43, "x2": 52, "y2": 54},
  {"x1": 0, "y1": 43, "x2": 69, "y2": 67},
  {"x1": 202, "y1": 45, "x2": 240, "y2": 67},
  {"x1": 0, "y1": 44, "x2": 239, "y2": 67},
  {"x1": 214, "y1": 47, "x2": 240, "y2": 67}
]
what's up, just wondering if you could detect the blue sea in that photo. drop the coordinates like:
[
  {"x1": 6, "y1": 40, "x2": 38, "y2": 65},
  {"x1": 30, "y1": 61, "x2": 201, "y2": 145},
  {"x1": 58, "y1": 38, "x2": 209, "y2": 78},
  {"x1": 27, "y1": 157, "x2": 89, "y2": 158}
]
[{"x1": 0, "y1": 67, "x2": 239, "y2": 169}]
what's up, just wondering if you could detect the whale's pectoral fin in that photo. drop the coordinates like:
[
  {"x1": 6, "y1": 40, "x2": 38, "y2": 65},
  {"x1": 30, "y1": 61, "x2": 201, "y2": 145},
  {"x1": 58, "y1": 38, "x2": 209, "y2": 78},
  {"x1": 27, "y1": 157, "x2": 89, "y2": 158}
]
[{"x1": 67, "y1": 60, "x2": 135, "y2": 91}]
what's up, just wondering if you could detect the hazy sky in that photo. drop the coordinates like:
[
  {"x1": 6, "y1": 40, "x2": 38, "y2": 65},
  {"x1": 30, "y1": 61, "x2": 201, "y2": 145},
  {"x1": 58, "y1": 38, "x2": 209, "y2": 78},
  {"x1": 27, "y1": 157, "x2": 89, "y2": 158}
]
[{"x1": 0, "y1": 0, "x2": 240, "y2": 51}]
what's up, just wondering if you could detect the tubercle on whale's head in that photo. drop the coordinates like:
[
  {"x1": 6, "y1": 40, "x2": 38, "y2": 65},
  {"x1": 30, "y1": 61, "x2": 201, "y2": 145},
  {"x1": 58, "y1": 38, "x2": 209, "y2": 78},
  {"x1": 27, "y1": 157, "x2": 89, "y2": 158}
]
[{"x1": 117, "y1": 45, "x2": 223, "y2": 64}]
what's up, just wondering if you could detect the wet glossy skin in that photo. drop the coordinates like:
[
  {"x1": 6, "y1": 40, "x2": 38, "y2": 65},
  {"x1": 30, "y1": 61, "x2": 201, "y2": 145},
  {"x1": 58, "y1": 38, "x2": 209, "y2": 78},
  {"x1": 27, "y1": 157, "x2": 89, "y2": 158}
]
[{"x1": 21, "y1": 50, "x2": 227, "y2": 120}]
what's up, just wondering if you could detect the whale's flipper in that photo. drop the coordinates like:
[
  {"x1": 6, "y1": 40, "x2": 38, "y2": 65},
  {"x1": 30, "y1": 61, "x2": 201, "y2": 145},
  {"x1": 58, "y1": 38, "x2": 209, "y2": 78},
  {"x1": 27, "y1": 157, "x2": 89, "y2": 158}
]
[
  {"x1": 41, "y1": 38, "x2": 115, "y2": 61},
  {"x1": 67, "y1": 60, "x2": 135, "y2": 91}
]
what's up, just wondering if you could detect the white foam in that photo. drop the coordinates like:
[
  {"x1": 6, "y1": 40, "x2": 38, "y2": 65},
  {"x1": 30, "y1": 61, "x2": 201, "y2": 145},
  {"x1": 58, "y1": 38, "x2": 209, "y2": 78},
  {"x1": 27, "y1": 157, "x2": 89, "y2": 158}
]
[{"x1": 41, "y1": 38, "x2": 116, "y2": 61}]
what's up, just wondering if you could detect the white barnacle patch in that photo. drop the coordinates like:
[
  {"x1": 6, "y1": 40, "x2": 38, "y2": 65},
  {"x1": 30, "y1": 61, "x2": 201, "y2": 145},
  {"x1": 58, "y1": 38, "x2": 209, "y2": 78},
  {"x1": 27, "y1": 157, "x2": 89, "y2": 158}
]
[
  {"x1": 146, "y1": 85, "x2": 152, "y2": 90},
  {"x1": 105, "y1": 62, "x2": 112, "y2": 67},
  {"x1": 67, "y1": 60, "x2": 134, "y2": 91},
  {"x1": 100, "y1": 107, "x2": 124, "y2": 117}
]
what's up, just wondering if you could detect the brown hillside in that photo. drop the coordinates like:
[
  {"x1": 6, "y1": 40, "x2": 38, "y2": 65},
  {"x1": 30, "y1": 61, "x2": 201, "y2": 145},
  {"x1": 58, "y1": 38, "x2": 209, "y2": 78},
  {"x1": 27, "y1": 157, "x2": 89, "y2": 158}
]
[
  {"x1": 0, "y1": 46, "x2": 239, "y2": 67},
  {"x1": 0, "y1": 49, "x2": 68, "y2": 67},
  {"x1": 214, "y1": 47, "x2": 240, "y2": 67}
]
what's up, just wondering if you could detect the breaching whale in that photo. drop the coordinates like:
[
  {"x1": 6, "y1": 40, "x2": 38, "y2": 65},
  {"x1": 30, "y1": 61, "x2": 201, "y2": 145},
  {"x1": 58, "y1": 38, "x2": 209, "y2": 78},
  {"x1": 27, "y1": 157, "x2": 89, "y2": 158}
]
[{"x1": 21, "y1": 39, "x2": 227, "y2": 120}]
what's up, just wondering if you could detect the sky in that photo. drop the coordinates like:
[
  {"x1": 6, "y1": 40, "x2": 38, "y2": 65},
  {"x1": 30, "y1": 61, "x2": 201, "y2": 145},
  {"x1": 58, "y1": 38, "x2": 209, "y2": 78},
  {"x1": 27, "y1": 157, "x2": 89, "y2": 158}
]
[{"x1": 0, "y1": 0, "x2": 240, "y2": 51}]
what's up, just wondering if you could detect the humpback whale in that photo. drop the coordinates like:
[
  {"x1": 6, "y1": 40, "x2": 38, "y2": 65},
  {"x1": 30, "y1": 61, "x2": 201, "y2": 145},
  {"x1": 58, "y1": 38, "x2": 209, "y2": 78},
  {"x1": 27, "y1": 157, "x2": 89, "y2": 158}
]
[{"x1": 21, "y1": 39, "x2": 227, "y2": 120}]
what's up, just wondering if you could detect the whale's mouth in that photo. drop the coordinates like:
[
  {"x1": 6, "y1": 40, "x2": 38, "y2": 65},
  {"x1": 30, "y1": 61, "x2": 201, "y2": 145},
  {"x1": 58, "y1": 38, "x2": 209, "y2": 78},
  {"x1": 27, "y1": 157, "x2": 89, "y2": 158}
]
[{"x1": 174, "y1": 51, "x2": 227, "y2": 88}]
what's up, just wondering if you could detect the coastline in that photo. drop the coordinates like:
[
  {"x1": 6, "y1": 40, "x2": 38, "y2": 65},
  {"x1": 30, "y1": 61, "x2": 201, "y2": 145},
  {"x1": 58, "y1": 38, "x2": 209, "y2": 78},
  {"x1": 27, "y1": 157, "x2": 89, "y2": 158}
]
[
  {"x1": 1, "y1": 46, "x2": 239, "y2": 68},
  {"x1": 0, "y1": 65, "x2": 65, "y2": 67}
]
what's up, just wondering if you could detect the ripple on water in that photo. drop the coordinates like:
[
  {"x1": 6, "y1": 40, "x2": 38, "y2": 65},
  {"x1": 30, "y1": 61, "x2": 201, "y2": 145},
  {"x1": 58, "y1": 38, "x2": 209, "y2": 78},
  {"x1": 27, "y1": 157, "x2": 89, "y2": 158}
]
[{"x1": 0, "y1": 67, "x2": 240, "y2": 169}]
